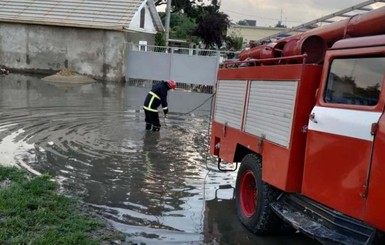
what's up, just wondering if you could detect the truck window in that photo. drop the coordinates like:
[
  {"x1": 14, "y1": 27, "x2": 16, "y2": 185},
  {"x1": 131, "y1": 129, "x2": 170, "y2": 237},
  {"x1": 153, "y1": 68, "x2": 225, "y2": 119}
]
[{"x1": 324, "y1": 57, "x2": 385, "y2": 106}]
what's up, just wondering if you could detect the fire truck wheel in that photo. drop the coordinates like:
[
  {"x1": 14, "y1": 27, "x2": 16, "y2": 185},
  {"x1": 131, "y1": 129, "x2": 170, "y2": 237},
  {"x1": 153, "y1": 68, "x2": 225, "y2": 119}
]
[{"x1": 235, "y1": 153, "x2": 281, "y2": 234}]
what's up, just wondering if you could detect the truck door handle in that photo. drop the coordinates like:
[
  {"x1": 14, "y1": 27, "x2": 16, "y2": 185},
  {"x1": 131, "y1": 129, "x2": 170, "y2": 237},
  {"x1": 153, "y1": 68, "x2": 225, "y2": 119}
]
[{"x1": 309, "y1": 113, "x2": 318, "y2": 123}]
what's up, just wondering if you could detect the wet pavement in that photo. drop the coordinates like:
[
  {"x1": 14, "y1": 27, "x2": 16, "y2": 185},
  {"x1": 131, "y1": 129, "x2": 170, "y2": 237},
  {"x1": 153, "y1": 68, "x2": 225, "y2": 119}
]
[{"x1": 0, "y1": 73, "x2": 320, "y2": 244}]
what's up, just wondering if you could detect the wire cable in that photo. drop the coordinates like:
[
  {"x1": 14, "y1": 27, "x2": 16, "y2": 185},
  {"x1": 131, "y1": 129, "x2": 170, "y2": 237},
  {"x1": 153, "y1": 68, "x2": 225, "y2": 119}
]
[
  {"x1": 199, "y1": 90, "x2": 215, "y2": 233},
  {"x1": 181, "y1": 92, "x2": 216, "y2": 116}
]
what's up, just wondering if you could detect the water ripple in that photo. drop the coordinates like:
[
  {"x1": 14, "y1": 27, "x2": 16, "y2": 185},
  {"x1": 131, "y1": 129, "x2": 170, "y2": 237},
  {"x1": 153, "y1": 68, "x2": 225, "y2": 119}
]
[{"x1": 0, "y1": 75, "x2": 316, "y2": 244}]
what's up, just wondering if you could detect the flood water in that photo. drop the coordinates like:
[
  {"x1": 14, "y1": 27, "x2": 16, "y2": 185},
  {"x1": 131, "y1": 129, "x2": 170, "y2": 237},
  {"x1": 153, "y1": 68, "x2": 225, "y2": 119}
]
[{"x1": 0, "y1": 74, "x2": 319, "y2": 244}]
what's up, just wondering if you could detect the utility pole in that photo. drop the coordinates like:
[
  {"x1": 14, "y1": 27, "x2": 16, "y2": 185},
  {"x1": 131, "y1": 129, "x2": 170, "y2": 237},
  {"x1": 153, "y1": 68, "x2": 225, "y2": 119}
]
[{"x1": 165, "y1": 0, "x2": 172, "y2": 47}]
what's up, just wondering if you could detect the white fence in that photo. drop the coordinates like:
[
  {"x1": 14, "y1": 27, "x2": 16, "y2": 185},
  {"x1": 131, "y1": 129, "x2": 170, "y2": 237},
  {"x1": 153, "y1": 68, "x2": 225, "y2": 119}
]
[{"x1": 125, "y1": 44, "x2": 236, "y2": 86}]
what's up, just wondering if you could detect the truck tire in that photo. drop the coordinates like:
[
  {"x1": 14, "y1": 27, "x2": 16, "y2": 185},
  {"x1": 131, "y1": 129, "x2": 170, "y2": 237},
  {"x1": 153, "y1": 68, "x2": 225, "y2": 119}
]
[{"x1": 235, "y1": 153, "x2": 280, "y2": 234}]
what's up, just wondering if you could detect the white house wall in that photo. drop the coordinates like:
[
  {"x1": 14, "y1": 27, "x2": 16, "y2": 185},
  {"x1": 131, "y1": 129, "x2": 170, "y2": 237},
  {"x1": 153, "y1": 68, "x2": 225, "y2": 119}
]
[{"x1": 130, "y1": 3, "x2": 157, "y2": 33}]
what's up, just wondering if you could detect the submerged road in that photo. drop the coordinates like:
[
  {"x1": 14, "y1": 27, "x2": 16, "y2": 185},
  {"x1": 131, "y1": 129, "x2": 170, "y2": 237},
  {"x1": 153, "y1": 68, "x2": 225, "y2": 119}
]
[{"x1": 0, "y1": 73, "x2": 319, "y2": 244}]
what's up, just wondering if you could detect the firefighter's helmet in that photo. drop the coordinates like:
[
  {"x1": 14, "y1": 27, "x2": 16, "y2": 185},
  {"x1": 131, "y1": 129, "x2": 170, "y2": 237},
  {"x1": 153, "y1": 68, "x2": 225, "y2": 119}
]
[{"x1": 166, "y1": 80, "x2": 176, "y2": 90}]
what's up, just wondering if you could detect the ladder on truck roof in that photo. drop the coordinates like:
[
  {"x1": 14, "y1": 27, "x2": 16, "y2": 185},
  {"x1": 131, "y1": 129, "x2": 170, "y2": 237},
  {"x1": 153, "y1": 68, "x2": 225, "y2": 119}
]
[{"x1": 255, "y1": 0, "x2": 385, "y2": 44}]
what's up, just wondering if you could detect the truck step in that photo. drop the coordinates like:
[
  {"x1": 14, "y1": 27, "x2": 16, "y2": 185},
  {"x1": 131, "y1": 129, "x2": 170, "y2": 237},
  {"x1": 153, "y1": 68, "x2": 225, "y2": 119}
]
[{"x1": 271, "y1": 194, "x2": 376, "y2": 245}]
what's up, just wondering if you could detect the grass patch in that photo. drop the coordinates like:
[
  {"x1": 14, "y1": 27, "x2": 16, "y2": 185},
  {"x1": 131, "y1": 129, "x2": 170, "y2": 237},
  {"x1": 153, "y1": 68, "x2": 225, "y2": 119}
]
[{"x1": 0, "y1": 166, "x2": 124, "y2": 244}]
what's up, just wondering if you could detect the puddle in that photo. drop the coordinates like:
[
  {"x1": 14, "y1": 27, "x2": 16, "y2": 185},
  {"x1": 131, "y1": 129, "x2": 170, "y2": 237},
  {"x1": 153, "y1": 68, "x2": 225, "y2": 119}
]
[{"x1": 0, "y1": 74, "x2": 319, "y2": 244}]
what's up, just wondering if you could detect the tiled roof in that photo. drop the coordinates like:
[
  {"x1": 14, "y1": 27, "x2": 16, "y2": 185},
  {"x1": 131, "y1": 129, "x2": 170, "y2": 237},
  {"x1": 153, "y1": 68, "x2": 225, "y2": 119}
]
[{"x1": 0, "y1": 0, "x2": 163, "y2": 31}]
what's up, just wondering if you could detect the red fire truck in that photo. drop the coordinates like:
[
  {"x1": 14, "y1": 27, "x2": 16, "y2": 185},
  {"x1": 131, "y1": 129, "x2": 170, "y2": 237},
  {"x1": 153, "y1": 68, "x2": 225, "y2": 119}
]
[{"x1": 210, "y1": 6, "x2": 385, "y2": 244}]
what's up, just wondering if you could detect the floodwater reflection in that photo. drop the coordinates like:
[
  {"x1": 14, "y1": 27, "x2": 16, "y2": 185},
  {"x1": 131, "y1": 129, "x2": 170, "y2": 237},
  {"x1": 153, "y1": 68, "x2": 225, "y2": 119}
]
[{"x1": 0, "y1": 74, "x2": 319, "y2": 244}]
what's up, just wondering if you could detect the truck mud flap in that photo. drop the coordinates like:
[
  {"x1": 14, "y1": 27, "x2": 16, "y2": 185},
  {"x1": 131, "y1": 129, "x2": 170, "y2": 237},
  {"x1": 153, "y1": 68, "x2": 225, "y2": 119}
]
[{"x1": 270, "y1": 194, "x2": 376, "y2": 245}]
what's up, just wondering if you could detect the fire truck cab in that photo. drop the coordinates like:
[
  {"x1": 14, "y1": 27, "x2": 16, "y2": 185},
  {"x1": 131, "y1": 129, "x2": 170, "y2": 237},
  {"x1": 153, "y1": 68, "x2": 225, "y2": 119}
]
[{"x1": 210, "y1": 6, "x2": 385, "y2": 245}]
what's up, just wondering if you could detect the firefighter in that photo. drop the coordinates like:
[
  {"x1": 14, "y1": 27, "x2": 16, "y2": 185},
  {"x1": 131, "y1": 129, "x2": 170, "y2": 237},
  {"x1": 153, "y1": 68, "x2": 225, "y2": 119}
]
[{"x1": 143, "y1": 80, "x2": 176, "y2": 131}]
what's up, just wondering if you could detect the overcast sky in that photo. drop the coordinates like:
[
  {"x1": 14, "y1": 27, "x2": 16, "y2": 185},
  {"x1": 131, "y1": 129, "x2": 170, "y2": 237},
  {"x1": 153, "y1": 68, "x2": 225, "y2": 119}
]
[{"x1": 218, "y1": 0, "x2": 385, "y2": 27}]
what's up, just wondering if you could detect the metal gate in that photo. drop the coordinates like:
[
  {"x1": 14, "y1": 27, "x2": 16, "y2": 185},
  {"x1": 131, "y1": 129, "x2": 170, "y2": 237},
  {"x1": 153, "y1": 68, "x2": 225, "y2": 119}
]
[{"x1": 125, "y1": 44, "x2": 222, "y2": 86}]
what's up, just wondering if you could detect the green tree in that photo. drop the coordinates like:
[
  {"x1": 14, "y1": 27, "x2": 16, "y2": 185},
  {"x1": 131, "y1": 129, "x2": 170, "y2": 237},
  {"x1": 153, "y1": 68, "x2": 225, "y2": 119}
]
[
  {"x1": 225, "y1": 34, "x2": 244, "y2": 51},
  {"x1": 171, "y1": 14, "x2": 197, "y2": 40},
  {"x1": 155, "y1": 0, "x2": 203, "y2": 15},
  {"x1": 156, "y1": 0, "x2": 230, "y2": 49},
  {"x1": 155, "y1": 32, "x2": 166, "y2": 46},
  {"x1": 237, "y1": 20, "x2": 249, "y2": 26},
  {"x1": 192, "y1": 11, "x2": 230, "y2": 49}
]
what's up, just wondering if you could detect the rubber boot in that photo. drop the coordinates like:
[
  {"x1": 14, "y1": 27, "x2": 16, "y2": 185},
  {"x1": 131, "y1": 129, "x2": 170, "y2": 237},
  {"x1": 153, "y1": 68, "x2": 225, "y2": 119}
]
[
  {"x1": 152, "y1": 125, "x2": 160, "y2": 132},
  {"x1": 145, "y1": 123, "x2": 152, "y2": 130}
]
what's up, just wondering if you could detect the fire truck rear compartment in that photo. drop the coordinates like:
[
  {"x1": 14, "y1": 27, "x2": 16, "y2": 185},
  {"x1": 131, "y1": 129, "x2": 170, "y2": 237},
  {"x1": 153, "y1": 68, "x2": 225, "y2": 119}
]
[{"x1": 211, "y1": 64, "x2": 323, "y2": 191}]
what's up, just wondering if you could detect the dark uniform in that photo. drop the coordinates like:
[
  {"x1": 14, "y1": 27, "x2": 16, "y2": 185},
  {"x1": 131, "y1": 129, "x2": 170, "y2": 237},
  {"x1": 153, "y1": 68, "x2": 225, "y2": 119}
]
[{"x1": 143, "y1": 81, "x2": 170, "y2": 131}]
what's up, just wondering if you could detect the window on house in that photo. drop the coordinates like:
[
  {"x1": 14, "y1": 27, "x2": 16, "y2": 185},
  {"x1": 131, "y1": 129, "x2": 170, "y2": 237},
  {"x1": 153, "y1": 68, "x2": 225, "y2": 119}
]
[
  {"x1": 140, "y1": 8, "x2": 145, "y2": 28},
  {"x1": 324, "y1": 57, "x2": 385, "y2": 106},
  {"x1": 139, "y1": 41, "x2": 147, "y2": 51}
]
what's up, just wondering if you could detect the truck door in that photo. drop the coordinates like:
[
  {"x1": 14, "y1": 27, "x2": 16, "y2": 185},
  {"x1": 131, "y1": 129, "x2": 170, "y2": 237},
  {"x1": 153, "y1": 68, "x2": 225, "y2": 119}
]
[{"x1": 302, "y1": 55, "x2": 385, "y2": 220}]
